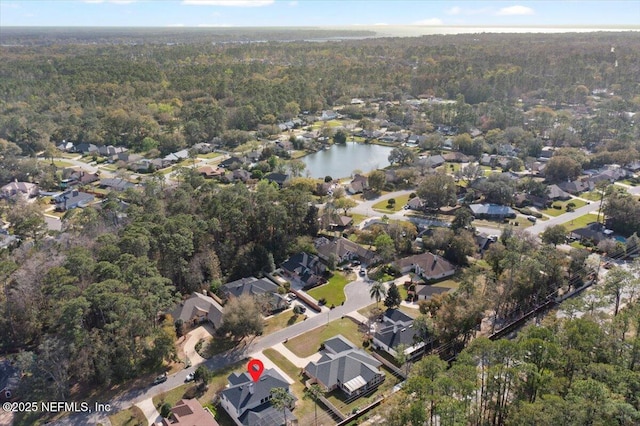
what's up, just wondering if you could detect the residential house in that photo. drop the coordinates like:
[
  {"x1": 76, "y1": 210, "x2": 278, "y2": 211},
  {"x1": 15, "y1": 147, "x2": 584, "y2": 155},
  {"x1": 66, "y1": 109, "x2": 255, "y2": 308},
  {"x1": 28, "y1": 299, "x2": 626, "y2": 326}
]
[
  {"x1": 321, "y1": 110, "x2": 339, "y2": 121},
  {"x1": 475, "y1": 233, "x2": 496, "y2": 254},
  {"x1": 232, "y1": 169, "x2": 252, "y2": 183},
  {"x1": 468, "y1": 204, "x2": 516, "y2": 220},
  {"x1": 161, "y1": 398, "x2": 219, "y2": 426},
  {"x1": 321, "y1": 214, "x2": 353, "y2": 231},
  {"x1": 219, "y1": 156, "x2": 244, "y2": 169},
  {"x1": 280, "y1": 252, "x2": 326, "y2": 289},
  {"x1": 406, "y1": 134, "x2": 427, "y2": 146},
  {"x1": 406, "y1": 197, "x2": 423, "y2": 210},
  {"x1": 169, "y1": 291, "x2": 224, "y2": 329},
  {"x1": 57, "y1": 141, "x2": 74, "y2": 152},
  {"x1": 413, "y1": 284, "x2": 449, "y2": 301},
  {"x1": 1, "y1": 360, "x2": 20, "y2": 402},
  {"x1": 192, "y1": 142, "x2": 213, "y2": 154},
  {"x1": 547, "y1": 184, "x2": 572, "y2": 201},
  {"x1": 304, "y1": 335, "x2": 384, "y2": 398},
  {"x1": 98, "y1": 145, "x2": 128, "y2": 161},
  {"x1": 590, "y1": 167, "x2": 627, "y2": 184},
  {"x1": 60, "y1": 170, "x2": 100, "y2": 189},
  {"x1": 264, "y1": 172, "x2": 290, "y2": 188},
  {"x1": 53, "y1": 190, "x2": 95, "y2": 212},
  {"x1": 1, "y1": 181, "x2": 38, "y2": 198},
  {"x1": 558, "y1": 179, "x2": 595, "y2": 195},
  {"x1": 423, "y1": 154, "x2": 445, "y2": 168},
  {"x1": 347, "y1": 174, "x2": 368, "y2": 194},
  {"x1": 99, "y1": 178, "x2": 135, "y2": 191},
  {"x1": 372, "y1": 309, "x2": 429, "y2": 359},
  {"x1": 164, "y1": 149, "x2": 190, "y2": 163},
  {"x1": 219, "y1": 369, "x2": 296, "y2": 426},
  {"x1": 221, "y1": 277, "x2": 288, "y2": 313},
  {"x1": 443, "y1": 152, "x2": 470, "y2": 163},
  {"x1": 570, "y1": 222, "x2": 611, "y2": 245},
  {"x1": 393, "y1": 252, "x2": 456, "y2": 281},
  {"x1": 73, "y1": 143, "x2": 98, "y2": 154},
  {"x1": 198, "y1": 165, "x2": 225, "y2": 179},
  {"x1": 315, "y1": 237, "x2": 378, "y2": 265}
]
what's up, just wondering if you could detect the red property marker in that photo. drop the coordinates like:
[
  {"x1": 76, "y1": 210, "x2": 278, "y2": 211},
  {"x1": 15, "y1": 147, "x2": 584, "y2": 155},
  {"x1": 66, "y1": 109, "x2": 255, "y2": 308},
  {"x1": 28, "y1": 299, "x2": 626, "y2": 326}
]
[{"x1": 247, "y1": 359, "x2": 264, "y2": 382}]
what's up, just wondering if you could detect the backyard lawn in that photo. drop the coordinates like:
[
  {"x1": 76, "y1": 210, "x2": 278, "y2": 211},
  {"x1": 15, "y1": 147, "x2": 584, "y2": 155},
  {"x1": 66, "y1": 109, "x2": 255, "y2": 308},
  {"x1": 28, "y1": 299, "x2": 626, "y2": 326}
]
[
  {"x1": 372, "y1": 194, "x2": 411, "y2": 213},
  {"x1": 580, "y1": 191, "x2": 602, "y2": 201},
  {"x1": 433, "y1": 279, "x2": 460, "y2": 290},
  {"x1": 349, "y1": 213, "x2": 368, "y2": 225},
  {"x1": 199, "y1": 152, "x2": 222, "y2": 159},
  {"x1": 263, "y1": 309, "x2": 307, "y2": 335},
  {"x1": 561, "y1": 213, "x2": 600, "y2": 231},
  {"x1": 541, "y1": 198, "x2": 587, "y2": 217},
  {"x1": 52, "y1": 159, "x2": 74, "y2": 168},
  {"x1": 284, "y1": 318, "x2": 363, "y2": 358},
  {"x1": 307, "y1": 272, "x2": 349, "y2": 306},
  {"x1": 262, "y1": 348, "x2": 318, "y2": 420}
]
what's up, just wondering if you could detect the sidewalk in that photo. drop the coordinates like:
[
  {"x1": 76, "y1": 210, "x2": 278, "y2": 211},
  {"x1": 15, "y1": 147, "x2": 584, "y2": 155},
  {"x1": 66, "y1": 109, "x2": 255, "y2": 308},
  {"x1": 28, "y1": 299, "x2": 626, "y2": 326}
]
[{"x1": 135, "y1": 398, "x2": 161, "y2": 426}]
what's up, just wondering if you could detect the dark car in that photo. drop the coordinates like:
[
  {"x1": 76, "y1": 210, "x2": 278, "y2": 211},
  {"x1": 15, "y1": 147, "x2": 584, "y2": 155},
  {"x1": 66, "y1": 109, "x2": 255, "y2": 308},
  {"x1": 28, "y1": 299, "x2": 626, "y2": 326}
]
[{"x1": 153, "y1": 373, "x2": 168, "y2": 385}]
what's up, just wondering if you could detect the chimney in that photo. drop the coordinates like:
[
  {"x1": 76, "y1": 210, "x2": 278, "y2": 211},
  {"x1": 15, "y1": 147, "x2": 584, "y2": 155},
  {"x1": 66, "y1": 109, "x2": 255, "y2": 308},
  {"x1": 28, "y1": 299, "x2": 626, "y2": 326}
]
[{"x1": 248, "y1": 382, "x2": 254, "y2": 394}]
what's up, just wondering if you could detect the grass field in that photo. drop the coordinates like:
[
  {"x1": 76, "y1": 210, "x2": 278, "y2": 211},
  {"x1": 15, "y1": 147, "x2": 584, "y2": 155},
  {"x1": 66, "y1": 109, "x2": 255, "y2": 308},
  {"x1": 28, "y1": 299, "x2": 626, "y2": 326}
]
[
  {"x1": 580, "y1": 191, "x2": 602, "y2": 201},
  {"x1": 372, "y1": 194, "x2": 411, "y2": 213},
  {"x1": 307, "y1": 272, "x2": 349, "y2": 306},
  {"x1": 350, "y1": 213, "x2": 368, "y2": 225},
  {"x1": 51, "y1": 159, "x2": 74, "y2": 168},
  {"x1": 108, "y1": 405, "x2": 146, "y2": 426},
  {"x1": 263, "y1": 309, "x2": 307, "y2": 335},
  {"x1": 561, "y1": 213, "x2": 601, "y2": 231},
  {"x1": 433, "y1": 279, "x2": 460, "y2": 290},
  {"x1": 284, "y1": 318, "x2": 362, "y2": 358},
  {"x1": 199, "y1": 152, "x2": 222, "y2": 159},
  {"x1": 541, "y1": 198, "x2": 588, "y2": 217}
]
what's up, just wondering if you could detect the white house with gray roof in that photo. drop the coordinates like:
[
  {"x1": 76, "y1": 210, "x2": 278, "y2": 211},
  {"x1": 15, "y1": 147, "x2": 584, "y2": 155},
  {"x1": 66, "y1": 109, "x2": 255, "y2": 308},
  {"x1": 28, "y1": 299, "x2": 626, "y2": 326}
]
[
  {"x1": 372, "y1": 309, "x2": 429, "y2": 359},
  {"x1": 219, "y1": 368, "x2": 296, "y2": 426},
  {"x1": 304, "y1": 335, "x2": 384, "y2": 399}
]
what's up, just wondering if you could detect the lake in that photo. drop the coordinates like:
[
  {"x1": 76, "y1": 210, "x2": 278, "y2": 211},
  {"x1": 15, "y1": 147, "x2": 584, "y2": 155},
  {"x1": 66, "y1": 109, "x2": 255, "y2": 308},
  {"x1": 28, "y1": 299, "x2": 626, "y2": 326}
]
[{"x1": 302, "y1": 142, "x2": 393, "y2": 179}]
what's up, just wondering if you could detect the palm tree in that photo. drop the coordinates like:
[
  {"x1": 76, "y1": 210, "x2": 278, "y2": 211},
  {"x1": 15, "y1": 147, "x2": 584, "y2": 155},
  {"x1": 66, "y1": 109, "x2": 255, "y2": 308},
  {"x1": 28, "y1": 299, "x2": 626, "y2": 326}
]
[
  {"x1": 369, "y1": 281, "x2": 386, "y2": 307},
  {"x1": 270, "y1": 387, "x2": 295, "y2": 426},
  {"x1": 304, "y1": 384, "x2": 323, "y2": 426}
]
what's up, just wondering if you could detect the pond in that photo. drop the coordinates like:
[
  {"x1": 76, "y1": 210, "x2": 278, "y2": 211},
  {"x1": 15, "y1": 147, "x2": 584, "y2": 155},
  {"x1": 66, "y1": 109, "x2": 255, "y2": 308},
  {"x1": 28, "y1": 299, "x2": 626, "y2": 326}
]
[{"x1": 301, "y1": 142, "x2": 393, "y2": 179}]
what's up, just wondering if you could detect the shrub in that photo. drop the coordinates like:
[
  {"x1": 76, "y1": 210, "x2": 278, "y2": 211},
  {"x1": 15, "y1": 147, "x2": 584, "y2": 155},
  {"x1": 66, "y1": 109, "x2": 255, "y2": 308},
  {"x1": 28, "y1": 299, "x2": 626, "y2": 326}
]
[
  {"x1": 552, "y1": 204, "x2": 562, "y2": 210},
  {"x1": 409, "y1": 192, "x2": 417, "y2": 199},
  {"x1": 160, "y1": 403, "x2": 172, "y2": 418},
  {"x1": 318, "y1": 297, "x2": 327, "y2": 306}
]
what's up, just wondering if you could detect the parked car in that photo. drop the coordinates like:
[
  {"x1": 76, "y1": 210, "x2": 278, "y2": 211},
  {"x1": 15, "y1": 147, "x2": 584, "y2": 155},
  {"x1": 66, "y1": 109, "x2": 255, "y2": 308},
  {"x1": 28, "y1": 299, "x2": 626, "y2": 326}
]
[
  {"x1": 288, "y1": 292, "x2": 297, "y2": 300},
  {"x1": 527, "y1": 215, "x2": 537, "y2": 223},
  {"x1": 185, "y1": 372, "x2": 195, "y2": 382},
  {"x1": 153, "y1": 373, "x2": 168, "y2": 385},
  {"x1": 359, "y1": 267, "x2": 366, "y2": 276}
]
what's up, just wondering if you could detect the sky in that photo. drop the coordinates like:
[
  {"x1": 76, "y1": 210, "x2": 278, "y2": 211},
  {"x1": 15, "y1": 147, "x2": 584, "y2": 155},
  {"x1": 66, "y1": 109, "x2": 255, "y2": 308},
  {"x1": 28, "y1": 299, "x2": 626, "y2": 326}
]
[{"x1": 1, "y1": 0, "x2": 639, "y2": 28}]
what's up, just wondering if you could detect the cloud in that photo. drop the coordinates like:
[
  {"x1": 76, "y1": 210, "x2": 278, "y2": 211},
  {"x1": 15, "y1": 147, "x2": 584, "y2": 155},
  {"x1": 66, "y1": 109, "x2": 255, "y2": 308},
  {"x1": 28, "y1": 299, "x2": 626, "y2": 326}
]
[
  {"x1": 182, "y1": 0, "x2": 274, "y2": 6},
  {"x1": 288, "y1": 1, "x2": 298, "y2": 6},
  {"x1": 496, "y1": 5, "x2": 534, "y2": 16},
  {"x1": 83, "y1": 0, "x2": 136, "y2": 3},
  {"x1": 446, "y1": 6, "x2": 461, "y2": 15},
  {"x1": 373, "y1": 23, "x2": 389, "y2": 26},
  {"x1": 413, "y1": 18, "x2": 444, "y2": 26}
]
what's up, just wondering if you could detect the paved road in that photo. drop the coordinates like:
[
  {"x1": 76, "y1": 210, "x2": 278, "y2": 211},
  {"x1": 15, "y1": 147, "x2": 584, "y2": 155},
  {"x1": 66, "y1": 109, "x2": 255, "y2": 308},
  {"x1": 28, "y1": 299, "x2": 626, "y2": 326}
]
[
  {"x1": 52, "y1": 279, "x2": 373, "y2": 426},
  {"x1": 526, "y1": 185, "x2": 640, "y2": 235}
]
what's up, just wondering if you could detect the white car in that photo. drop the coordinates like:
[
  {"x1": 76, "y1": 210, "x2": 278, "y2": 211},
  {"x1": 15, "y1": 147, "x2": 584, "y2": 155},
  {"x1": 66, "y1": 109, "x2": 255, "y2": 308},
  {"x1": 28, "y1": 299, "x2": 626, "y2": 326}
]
[{"x1": 185, "y1": 372, "x2": 195, "y2": 382}]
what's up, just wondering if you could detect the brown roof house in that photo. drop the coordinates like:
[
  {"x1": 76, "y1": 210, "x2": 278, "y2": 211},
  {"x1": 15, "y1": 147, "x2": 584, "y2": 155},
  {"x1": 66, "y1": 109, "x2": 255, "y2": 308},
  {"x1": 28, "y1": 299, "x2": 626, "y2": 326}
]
[
  {"x1": 315, "y1": 237, "x2": 378, "y2": 265},
  {"x1": 169, "y1": 291, "x2": 224, "y2": 329},
  {"x1": 161, "y1": 398, "x2": 219, "y2": 426},
  {"x1": 347, "y1": 174, "x2": 369, "y2": 194},
  {"x1": 1, "y1": 181, "x2": 38, "y2": 199},
  {"x1": 393, "y1": 252, "x2": 456, "y2": 281}
]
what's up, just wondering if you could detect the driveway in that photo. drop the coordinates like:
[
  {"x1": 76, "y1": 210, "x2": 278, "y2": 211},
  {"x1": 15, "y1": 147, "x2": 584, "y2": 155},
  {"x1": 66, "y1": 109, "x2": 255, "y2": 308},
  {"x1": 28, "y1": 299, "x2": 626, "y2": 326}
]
[
  {"x1": 182, "y1": 324, "x2": 215, "y2": 365},
  {"x1": 135, "y1": 398, "x2": 162, "y2": 426}
]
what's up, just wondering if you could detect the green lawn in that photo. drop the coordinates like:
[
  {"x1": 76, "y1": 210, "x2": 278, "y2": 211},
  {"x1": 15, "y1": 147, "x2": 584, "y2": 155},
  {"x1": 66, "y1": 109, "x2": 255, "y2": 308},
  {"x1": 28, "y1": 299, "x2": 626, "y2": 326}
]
[
  {"x1": 372, "y1": 194, "x2": 411, "y2": 213},
  {"x1": 263, "y1": 310, "x2": 307, "y2": 335},
  {"x1": 580, "y1": 191, "x2": 602, "y2": 201},
  {"x1": 350, "y1": 213, "x2": 368, "y2": 225},
  {"x1": 51, "y1": 159, "x2": 74, "y2": 168},
  {"x1": 433, "y1": 279, "x2": 460, "y2": 290},
  {"x1": 561, "y1": 213, "x2": 601, "y2": 231},
  {"x1": 284, "y1": 318, "x2": 363, "y2": 358},
  {"x1": 307, "y1": 272, "x2": 349, "y2": 306},
  {"x1": 199, "y1": 152, "x2": 222, "y2": 159},
  {"x1": 108, "y1": 405, "x2": 146, "y2": 426},
  {"x1": 399, "y1": 304, "x2": 420, "y2": 318},
  {"x1": 541, "y1": 198, "x2": 587, "y2": 217}
]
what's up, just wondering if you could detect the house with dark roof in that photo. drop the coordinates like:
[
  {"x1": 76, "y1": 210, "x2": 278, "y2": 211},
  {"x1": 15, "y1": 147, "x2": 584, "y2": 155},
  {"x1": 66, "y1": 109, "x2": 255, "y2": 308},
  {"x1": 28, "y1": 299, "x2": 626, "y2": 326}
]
[
  {"x1": 547, "y1": 184, "x2": 572, "y2": 201},
  {"x1": 73, "y1": 143, "x2": 98, "y2": 154},
  {"x1": 264, "y1": 172, "x2": 290, "y2": 187},
  {"x1": 443, "y1": 152, "x2": 470, "y2": 163},
  {"x1": 161, "y1": 398, "x2": 219, "y2": 426},
  {"x1": 219, "y1": 156, "x2": 244, "y2": 169},
  {"x1": 198, "y1": 165, "x2": 225, "y2": 179},
  {"x1": 558, "y1": 179, "x2": 595, "y2": 195},
  {"x1": 315, "y1": 237, "x2": 378, "y2": 265},
  {"x1": 372, "y1": 309, "x2": 429, "y2": 359},
  {"x1": 569, "y1": 222, "x2": 611, "y2": 245},
  {"x1": 304, "y1": 335, "x2": 384, "y2": 398},
  {"x1": 53, "y1": 190, "x2": 95, "y2": 212},
  {"x1": 99, "y1": 178, "x2": 135, "y2": 191},
  {"x1": 169, "y1": 291, "x2": 224, "y2": 329},
  {"x1": 469, "y1": 204, "x2": 516, "y2": 220},
  {"x1": 414, "y1": 284, "x2": 449, "y2": 301},
  {"x1": 221, "y1": 277, "x2": 288, "y2": 313},
  {"x1": 280, "y1": 252, "x2": 326, "y2": 289},
  {"x1": 393, "y1": 252, "x2": 456, "y2": 280},
  {"x1": 219, "y1": 368, "x2": 296, "y2": 426}
]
